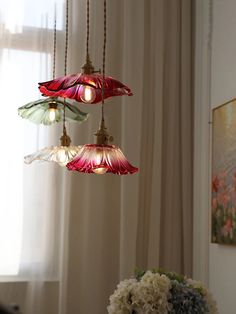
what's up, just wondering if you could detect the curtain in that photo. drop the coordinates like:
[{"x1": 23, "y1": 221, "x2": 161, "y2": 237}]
[
  {"x1": 0, "y1": 0, "x2": 193, "y2": 313},
  {"x1": 0, "y1": 1, "x2": 67, "y2": 314},
  {"x1": 65, "y1": 0, "x2": 194, "y2": 313}
]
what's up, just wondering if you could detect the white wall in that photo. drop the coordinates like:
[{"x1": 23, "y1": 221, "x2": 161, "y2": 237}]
[
  {"x1": 195, "y1": 1, "x2": 236, "y2": 314},
  {"x1": 210, "y1": 1, "x2": 236, "y2": 314}
]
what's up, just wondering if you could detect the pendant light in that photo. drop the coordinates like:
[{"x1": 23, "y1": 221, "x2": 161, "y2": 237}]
[
  {"x1": 18, "y1": 98, "x2": 88, "y2": 125},
  {"x1": 24, "y1": 0, "x2": 83, "y2": 167},
  {"x1": 38, "y1": 0, "x2": 133, "y2": 104},
  {"x1": 66, "y1": 0, "x2": 138, "y2": 175},
  {"x1": 66, "y1": 123, "x2": 138, "y2": 175},
  {"x1": 24, "y1": 122, "x2": 81, "y2": 167},
  {"x1": 18, "y1": 7, "x2": 88, "y2": 125}
]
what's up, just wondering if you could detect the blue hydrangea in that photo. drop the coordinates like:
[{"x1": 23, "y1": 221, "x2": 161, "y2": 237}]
[{"x1": 169, "y1": 281, "x2": 209, "y2": 313}]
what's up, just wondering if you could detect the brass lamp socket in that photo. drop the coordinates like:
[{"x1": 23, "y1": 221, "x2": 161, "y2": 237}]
[
  {"x1": 60, "y1": 134, "x2": 71, "y2": 147},
  {"x1": 94, "y1": 119, "x2": 113, "y2": 145},
  {"x1": 60, "y1": 129, "x2": 71, "y2": 147},
  {"x1": 82, "y1": 55, "x2": 95, "y2": 75},
  {"x1": 48, "y1": 102, "x2": 58, "y2": 110}
]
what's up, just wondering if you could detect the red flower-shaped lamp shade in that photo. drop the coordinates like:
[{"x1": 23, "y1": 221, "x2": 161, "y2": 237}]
[
  {"x1": 66, "y1": 144, "x2": 138, "y2": 175},
  {"x1": 39, "y1": 73, "x2": 133, "y2": 104}
]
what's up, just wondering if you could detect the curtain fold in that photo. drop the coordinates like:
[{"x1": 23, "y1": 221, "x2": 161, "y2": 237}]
[
  {"x1": 0, "y1": 1, "x2": 68, "y2": 314},
  {"x1": 65, "y1": 0, "x2": 194, "y2": 313},
  {"x1": 158, "y1": 0, "x2": 193, "y2": 275},
  {"x1": 0, "y1": 0, "x2": 193, "y2": 313}
]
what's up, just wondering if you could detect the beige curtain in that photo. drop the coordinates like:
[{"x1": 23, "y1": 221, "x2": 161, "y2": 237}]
[
  {"x1": 0, "y1": 0, "x2": 193, "y2": 313},
  {"x1": 65, "y1": 0, "x2": 194, "y2": 313},
  {"x1": 0, "y1": 1, "x2": 65, "y2": 314}
]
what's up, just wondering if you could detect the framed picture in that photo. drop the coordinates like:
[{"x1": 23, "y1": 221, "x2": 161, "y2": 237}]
[{"x1": 212, "y1": 98, "x2": 236, "y2": 244}]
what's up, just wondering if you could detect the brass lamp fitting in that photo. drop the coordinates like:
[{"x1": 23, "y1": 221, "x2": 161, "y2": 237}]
[
  {"x1": 60, "y1": 126, "x2": 71, "y2": 147},
  {"x1": 48, "y1": 101, "x2": 58, "y2": 110},
  {"x1": 82, "y1": 54, "x2": 95, "y2": 75},
  {"x1": 94, "y1": 119, "x2": 113, "y2": 145}
]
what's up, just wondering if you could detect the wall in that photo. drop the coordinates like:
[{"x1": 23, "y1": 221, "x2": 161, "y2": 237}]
[
  {"x1": 195, "y1": 1, "x2": 236, "y2": 314},
  {"x1": 210, "y1": 1, "x2": 236, "y2": 313}
]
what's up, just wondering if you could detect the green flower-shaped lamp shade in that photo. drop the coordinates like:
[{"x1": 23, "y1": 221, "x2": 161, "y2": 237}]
[{"x1": 18, "y1": 97, "x2": 89, "y2": 125}]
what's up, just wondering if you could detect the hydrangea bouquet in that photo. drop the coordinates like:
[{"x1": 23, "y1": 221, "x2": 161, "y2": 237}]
[{"x1": 107, "y1": 270, "x2": 218, "y2": 314}]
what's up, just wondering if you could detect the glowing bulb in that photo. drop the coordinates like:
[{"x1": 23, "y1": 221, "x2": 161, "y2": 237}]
[
  {"x1": 48, "y1": 108, "x2": 57, "y2": 122},
  {"x1": 92, "y1": 167, "x2": 108, "y2": 174},
  {"x1": 57, "y1": 149, "x2": 67, "y2": 166},
  {"x1": 80, "y1": 85, "x2": 96, "y2": 103},
  {"x1": 92, "y1": 167, "x2": 108, "y2": 175},
  {"x1": 91, "y1": 150, "x2": 108, "y2": 174}
]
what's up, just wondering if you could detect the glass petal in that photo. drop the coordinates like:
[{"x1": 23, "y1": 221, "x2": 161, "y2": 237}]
[
  {"x1": 39, "y1": 73, "x2": 133, "y2": 104},
  {"x1": 24, "y1": 145, "x2": 82, "y2": 167},
  {"x1": 18, "y1": 97, "x2": 89, "y2": 125},
  {"x1": 66, "y1": 144, "x2": 138, "y2": 175}
]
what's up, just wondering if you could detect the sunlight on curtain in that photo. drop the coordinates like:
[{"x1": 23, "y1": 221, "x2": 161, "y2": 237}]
[
  {"x1": 0, "y1": 0, "x2": 64, "y2": 32},
  {"x1": 0, "y1": 0, "x2": 64, "y2": 279},
  {"x1": 0, "y1": 49, "x2": 49, "y2": 276}
]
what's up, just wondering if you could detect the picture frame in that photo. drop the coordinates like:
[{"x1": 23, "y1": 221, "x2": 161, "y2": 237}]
[{"x1": 212, "y1": 98, "x2": 236, "y2": 244}]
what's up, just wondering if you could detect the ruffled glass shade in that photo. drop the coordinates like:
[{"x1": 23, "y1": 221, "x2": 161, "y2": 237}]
[
  {"x1": 66, "y1": 144, "x2": 138, "y2": 175},
  {"x1": 18, "y1": 97, "x2": 89, "y2": 125},
  {"x1": 38, "y1": 73, "x2": 133, "y2": 104},
  {"x1": 24, "y1": 145, "x2": 82, "y2": 167}
]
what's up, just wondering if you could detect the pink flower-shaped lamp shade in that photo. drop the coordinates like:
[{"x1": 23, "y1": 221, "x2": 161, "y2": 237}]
[
  {"x1": 39, "y1": 73, "x2": 133, "y2": 104},
  {"x1": 66, "y1": 144, "x2": 138, "y2": 175}
]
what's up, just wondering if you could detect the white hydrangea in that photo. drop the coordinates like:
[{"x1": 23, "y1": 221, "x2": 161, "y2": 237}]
[
  {"x1": 107, "y1": 272, "x2": 172, "y2": 314},
  {"x1": 186, "y1": 279, "x2": 218, "y2": 314},
  {"x1": 107, "y1": 278, "x2": 138, "y2": 314},
  {"x1": 132, "y1": 271, "x2": 172, "y2": 314}
]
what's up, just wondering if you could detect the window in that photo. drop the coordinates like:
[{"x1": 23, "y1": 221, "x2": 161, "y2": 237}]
[{"x1": 0, "y1": 0, "x2": 64, "y2": 278}]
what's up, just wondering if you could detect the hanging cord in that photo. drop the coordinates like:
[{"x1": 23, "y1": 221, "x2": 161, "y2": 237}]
[
  {"x1": 64, "y1": 0, "x2": 69, "y2": 77},
  {"x1": 52, "y1": 5, "x2": 57, "y2": 79},
  {"x1": 95, "y1": 0, "x2": 110, "y2": 145},
  {"x1": 60, "y1": 0, "x2": 71, "y2": 146},
  {"x1": 82, "y1": 0, "x2": 94, "y2": 74},
  {"x1": 64, "y1": 0, "x2": 69, "y2": 128},
  {"x1": 101, "y1": 0, "x2": 106, "y2": 122},
  {"x1": 86, "y1": 0, "x2": 90, "y2": 62}
]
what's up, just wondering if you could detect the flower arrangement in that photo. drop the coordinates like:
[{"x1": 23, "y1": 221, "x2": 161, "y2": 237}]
[{"x1": 107, "y1": 270, "x2": 218, "y2": 314}]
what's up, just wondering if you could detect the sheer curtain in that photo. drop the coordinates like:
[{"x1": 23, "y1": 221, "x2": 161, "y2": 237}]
[
  {"x1": 0, "y1": 0, "x2": 67, "y2": 313},
  {"x1": 0, "y1": 0, "x2": 193, "y2": 313},
  {"x1": 66, "y1": 0, "x2": 193, "y2": 313}
]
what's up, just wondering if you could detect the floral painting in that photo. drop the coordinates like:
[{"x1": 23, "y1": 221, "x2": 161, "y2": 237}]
[{"x1": 212, "y1": 99, "x2": 236, "y2": 244}]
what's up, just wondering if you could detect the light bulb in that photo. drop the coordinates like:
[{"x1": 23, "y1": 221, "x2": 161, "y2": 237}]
[
  {"x1": 80, "y1": 85, "x2": 96, "y2": 103},
  {"x1": 92, "y1": 167, "x2": 108, "y2": 175},
  {"x1": 48, "y1": 108, "x2": 57, "y2": 122},
  {"x1": 57, "y1": 149, "x2": 67, "y2": 166},
  {"x1": 92, "y1": 150, "x2": 108, "y2": 174}
]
